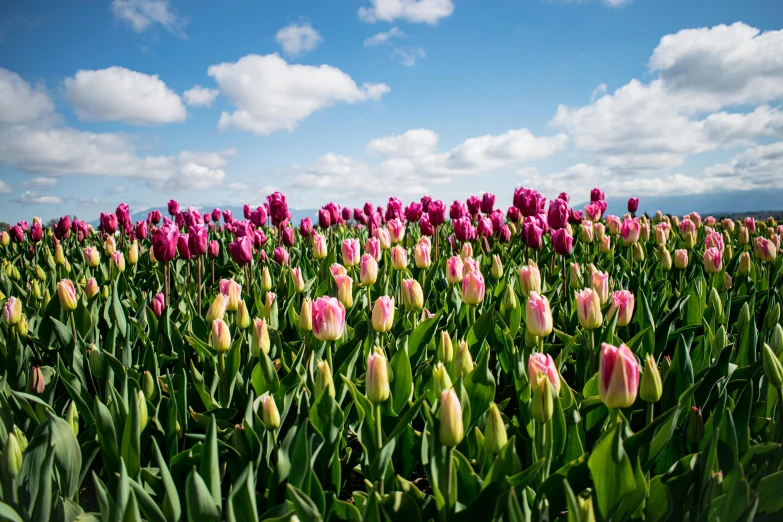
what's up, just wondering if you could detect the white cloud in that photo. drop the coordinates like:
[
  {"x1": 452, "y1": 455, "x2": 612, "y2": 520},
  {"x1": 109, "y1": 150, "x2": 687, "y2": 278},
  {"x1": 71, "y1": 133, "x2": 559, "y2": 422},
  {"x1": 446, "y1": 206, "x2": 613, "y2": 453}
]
[
  {"x1": 0, "y1": 126, "x2": 231, "y2": 191},
  {"x1": 364, "y1": 27, "x2": 406, "y2": 46},
  {"x1": 603, "y1": 0, "x2": 632, "y2": 7},
  {"x1": 110, "y1": 185, "x2": 127, "y2": 194},
  {"x1": 391, "y1": 46, "x2": 426, "y2": 67},
  {"x1": 0, "y1": 180, "x2": 11, "y2": 194},
  {"x1": 21, "y1": 176, "x2": 57, "y2": 190},
  {"x1": 63, "y1": 66, "x2": 187, "y2": 125},
  {"x1": 704, "y1": 142, "x2": 783, "y2": 190},
  {"x1": 367, "y1": 129, "x2": 439, "y2": 158},
  {"x1": 183, "y1": 85, "x2": 219, "y2": 107},
  {"x1": 207, "y1": 53, "x2": 390, "y2": 134},
  {"x1": 15, "y1": 191, "x2": 64, "y2": 205},
  {"x1": 552, "y1": 23, "x2": 783, "y2": 172},
  {"x1": 275, "y1": 23, "x2": 323, "y2": 58},
  {"x1": 111, "y1": 0, "x2": 185, "y2": 34},
  {"x1": 0, "y1": 68, "x2": 57, "y2": 124},
  {"x1": 359, "y1": 0, "x2": 454, "y2": 24}
]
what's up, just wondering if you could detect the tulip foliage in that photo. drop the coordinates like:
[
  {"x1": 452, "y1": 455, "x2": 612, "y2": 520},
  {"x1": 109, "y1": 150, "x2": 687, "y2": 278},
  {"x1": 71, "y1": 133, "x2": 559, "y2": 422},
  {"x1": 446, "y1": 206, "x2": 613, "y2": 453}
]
[{"x1": 2, "y1": 193, "x2": 783, "y2": 522}]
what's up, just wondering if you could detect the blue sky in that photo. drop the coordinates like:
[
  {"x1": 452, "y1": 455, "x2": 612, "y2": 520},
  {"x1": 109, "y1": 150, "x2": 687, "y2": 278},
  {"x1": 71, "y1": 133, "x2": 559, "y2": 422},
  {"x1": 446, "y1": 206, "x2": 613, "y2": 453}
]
[{"x1": 1, "y1": 0, "x2": 783, "y2": 222}]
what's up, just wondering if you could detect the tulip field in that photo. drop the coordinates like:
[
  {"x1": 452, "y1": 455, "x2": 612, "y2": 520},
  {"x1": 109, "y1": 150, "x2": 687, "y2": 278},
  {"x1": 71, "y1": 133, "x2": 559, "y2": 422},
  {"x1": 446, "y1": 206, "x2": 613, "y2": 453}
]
[{"x1": 2, "y1": 189, "x2": 783, "y2": 522}]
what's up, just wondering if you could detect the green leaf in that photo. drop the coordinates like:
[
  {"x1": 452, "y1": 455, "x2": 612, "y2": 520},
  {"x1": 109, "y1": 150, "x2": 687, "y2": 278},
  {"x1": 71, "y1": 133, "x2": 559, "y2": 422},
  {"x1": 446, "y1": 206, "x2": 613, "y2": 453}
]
[
  {"x1": 185, "y1": 469, "x2": 220, "y2": 522},
  {"x1": 390, "y1": 344, "x2": 413, "y2": 415},
  {"x1": 587, "y1": 424, "x2": 636, "y2": 519},
  {"x1": 200, "y1": 415, "x2": 221, "y2": 510}
]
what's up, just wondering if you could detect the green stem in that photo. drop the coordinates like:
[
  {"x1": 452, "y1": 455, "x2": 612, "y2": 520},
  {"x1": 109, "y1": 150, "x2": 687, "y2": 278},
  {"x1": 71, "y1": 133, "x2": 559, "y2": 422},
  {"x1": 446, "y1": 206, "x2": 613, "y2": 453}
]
[
  {"x1": 610, "y1": 408, "x2": 621, "y2": 431},
  {"x1": 375, "y1": 403, "x2": 384, "y2": 494},
  {"x1": 218, "y1": 353, "x2": 227, "y2": 407},
  {"x1": 778, "y1": 388, "x2": 783, "y2": 444},
  {"x1": 646, "y1": 401, "x2": 655, "y2": 426},
  {"x1": 444, "y1": 446, "x2": 454, "y2": 521},
  {"x1": 588, "y1": 328, "x2": 595, "y2": 377}
]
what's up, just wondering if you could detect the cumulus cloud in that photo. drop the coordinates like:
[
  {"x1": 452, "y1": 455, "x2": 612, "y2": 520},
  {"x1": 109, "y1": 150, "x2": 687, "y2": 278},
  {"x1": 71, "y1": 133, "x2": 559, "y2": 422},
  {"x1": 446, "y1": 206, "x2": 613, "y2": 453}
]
[
  {"x1": 0, "y1": 68, "x2": 57, "y2": 124},
  {"x1": 391, "y1": 46, "x2": 426, "y2": 67},
  {"x1": 552, "y1": 23, "x2": 783, "y2": 173},
  {"x1": 63, "y1": 66, "x2": 187, "y2": 125},
  {"x1": 703, "y1": 142, "x2": 783, "y2": 190},
  {"x1": 0, "y1": 179, "x2": 11, "y2": 194},
  {"x1": 207, "y1": 53, "x2": 390, "y2": 134},
  {"x1": 359, "y1": 0, "x2": 454, "y2": 24},
  {"x1": 275, "y1": 23, "x2": 323, "y2": 58},
  {"x1": 21, "y1": 176, "x2": 57, "y2": 190},
  {"x1": 364, "y1": 27, "x2": 406, "y2": 46},
  {"x1": 111, "y1": 0, "x2": 186, "y2": 34},
  {"x1": 183, "y1": 85, "x2": 219, "y2": 107},
  {"x1": 15, "y1": 191, "x2": 65, "y2": 205}
]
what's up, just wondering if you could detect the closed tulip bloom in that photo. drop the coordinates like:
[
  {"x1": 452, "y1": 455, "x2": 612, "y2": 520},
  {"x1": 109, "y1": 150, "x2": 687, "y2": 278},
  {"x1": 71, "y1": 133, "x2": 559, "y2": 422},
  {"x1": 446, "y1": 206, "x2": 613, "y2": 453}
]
[
  {"x1": 528, "y1": 352, "x2": 561, "y2": 395},
  {"x1": 335, "y1": 274, "x2": 354, "y2": 308},
  {"x1": 365, "y1": 238, "x2": 381, "y2": 261},
  {"x1": 310, "y1": 360, "x2": 335, "y2": 401},
  {"x1": 402, "y1": 278, "x2": 424, "y2": 311},
  {"x1": 285, "y1": 267, "x2": 303, "y2": 294},
  {"x1": 84, "y1": 246, "x2": 100, "y2": 268},
  {"x1": 28, "y1": 365, "x2": 45, "y2": 395},
  {"x1": 330, "y1": 263, "x2": 347, "y2": 279},
  {"x1": 208, "y1": 240, "x2": 220, "y2": 259},
  {"x1": 229, "y1": 236, "x2": 254, "y2": 266},
  {"x1": 484, "y1": 402, "x2": 508, "y2": 454},
  {"x1": 312, "y1": 233, "x2": 328, "y2": 259},
  {"x1": 659, "y1": 247, "x2": 673, "y2": 271},
  {"x1": 518, "y1": 262, "x2": 541, "y2": 297},
  {"x1": 299, "y1": 298, "x2": 312, "y2": 331},
  {"x1": 236, "y1": 300, "x2": 251, "y2": 329},
  {"x1": 640, "y1": 354, "x2": 662, "y2": 403},
  {"x1": 250, "y1": 318, "x2": 270, "y2": 357},
  {"x1": 211, "y1": 319, "x2": 231, "y2": 353},
  {"x1": 261, "y1": 266, "x2": 272, "y2": 292},
  {"x1": 358, "y1": 254, "x2": 377, "y2": 286},
  {"x1": 575, "y1": 288, "x2": 603, "y2": 329},
  {"x1": 86, "y1": 278, "x2": 100, "y2": 300},
  {"x1": 598, "y1": 343, "x2": 639, "y2": 409},
  {"x1": 704, "y1": 247, "x2": 723, "y2": 273},
  {"x1": 0, "y1": 231, "x2": 9, "y2": 245},
  {"x1": 597, "y1": 235, "x2": 610, "y2": 254},
  {"x1": 372, "y1": 296, "x2": 395, "y2": 332},
  {"x1": 374, "y1": 228, "x2": 391, "y2": 250},
  {"x1": 341, "y1": 238, "x2": 361, "y2": 267},
  {"x1": 312, "y1": 297, "x2": 346, "y2": 341},
  {"x1": 102, "y1": 235, "x2": 116, "y2": 256},
  {"x1": 260, "y1": 392, "x2": 280, "y2": 429},
  {"x1": 590, "y1": 270, "x2": 610, "y2": 304},
  {"x1": 111, "y1": 251, "x2": 125, "y2": 272},
  {"x1": 57, "y1": 279, "x2": 78, "y2": 311},
  {"x1": 460, "y1": 241, "x2": 473, "y2": 260},
  {"x1": 273, "y1": 246, "x2": 290, "y2": 266},
  {"x1": 3, "y1": 296, "x2": 22, "y2": 325},
  {"x1": 627, "y1": 197, "x2": 640, "y2": 214},
  {"x1": 461, "y1": 270, "x2": 485, "y2": 305},
  {"x1": 608, "y1": 290, "x2": 635, "y2": 327},
  {"x1": 3, "y1": 433, "x2": 22, "y2": 479},
  {"x1": 439, "y1": 331, "x2": 454, "y2": 363},
  {"x1": 391, "y1": 245, "x2": 408, "y2": 270},
  {"x1": 152, "y1": 223, "x2": 178, "y2": 262},
  {"x1": 737, "y1": 251, "x2": 752, "y2": 275},
  {"x1": 755, "y1": 237, "x2": 777, "y2": 262},
  {"x1": 366, "y1": 347, "x2": 391, "y2": 403},
  {"x1": 621, "y1": 218, "x2": 641, "y2": 244},
  {"x1": 206, "y1": 294, "x2": 229, "y2": 323},
  {"x1": 551, "y1": 228, "x2": 573, "y2": 256},
  {"x1": 432, "y1": 362, "x2": 453, "y2": 396},
  {"x1": 126, "y1": 240, "x2": 139, "y2": 265},
  {"x1": 526, "y1": 291, "x2": 553, "y2": 338},
  {"x1": 739, "y1": 226, "x2": 750, "y2": 245},
  {"x1": 220, "y1": 279, "x2": 242, "y2": 312},
  {"x1": 445, "y1": 256, "x2": 464, "y2": 284},
  {"x1": 439, "y1": 388, "x2": 464, "y2": 447},
  {"x1": 490, "y1": 254, "x2": 503, "y2": 279},
  {"x1": 387, "y1": 219, "x2": 406, "y2": 244},
  {"x1": 53, "y1": 243, "x2": 65, "y2": 266},
  {"x1": 580, "y1": 221, "x2": 595, "y2": 243},
  {"x1": 263, "y1": 292, "x2": 276, "y2": 320},
  {"x1": 675, "y1": 249, "x2": 689, "y2": 269},
  {"x1": 151, "y1": 292, "x2": 164, "y2": 316},
  {"x1": 414, "y1": 237, "x2": 431, "y2": 268},
  {"x1": 455, "y1": 340, "x2": 474, "y2": 377}
]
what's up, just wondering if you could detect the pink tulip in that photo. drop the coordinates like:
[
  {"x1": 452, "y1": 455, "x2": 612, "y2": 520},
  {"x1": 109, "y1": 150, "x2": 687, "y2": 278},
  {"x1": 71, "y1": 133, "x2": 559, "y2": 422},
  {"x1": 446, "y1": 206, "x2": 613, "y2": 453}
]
[
  {"x1": 208, "y1": 240, "x2": 220, "y2": 259},
  {"x1": 372, "y1": 296, "x2": 395, "y2": 332},
  {"x1": 528, "y1": 352, "x2": 561, "y2": 395},
  {"x1": 229, "y1": 236, "x2": 253, "y2": 266},
  {"x1": 414, "y1": 237, "x2": 431, "y2": 268},
  {"x1": 446, "y1": 256, "x2": 464, "y2": 284},
  {"x1": 526, "y1": 291, "x2": 553, "y2": 337},
  {"x1": 461, "y1": 270, "x2": 485, "y2": 305},
  {"x1": 167, "y1": 199, "x2": 179, "y2": 216},
  {"x1": 387, "y1": 218, "x2": 405, "y2": 244},
  {"x1": 152, "y1": 222, "x2": 178, "y2": 263},
  {"x1": 550, "y1": 228, "x2": 573, "y2": 256},
  {"x1": 518, "y1": 263, "x2": 541, "y2": 297},
  {"x1": 391, "y1": 245, "x2": 407, "y2": 270},
  {"x1": 374, "y1": 228, "x2": 391, "y2": 250},
  {"x1": 364, "y1": 237, "x2": 381, "y2": 261},
  {"x1": 273, "y1": 246, "x2": 290, "y2": 265},
  {"x1": 584, "y1": 202, "x2": 603, "y2": 222},
  {"x1": 151, "y1": 292, "x2": 165, "y2": 317},
  {"x1": 591, "y1": 270, "x2": 610, "y2": 304},
  {"x1": 704, "y1": 247, "x2": 723, "y2": 273},
  {"x1": 608, "y1": 290, "x2": 635, "y2": 327},
  {"x1": 313, "y1": 233, "x2": 327, "y2": 259},
  {"x1": 599, "y1": 343, "x2": 639, "y2": 409},
  {"x1": 311, "y1": 296, "x2": 346, "y2": 341},
  {"x1": 330, "y1": 263, "x2": 347, "y2": 279},
  {"x1": 360, "y1": 254, "x2": 378, "y2": 285},
  {"x1": 754, "y1": 237, "x2": 777, "y2": 262},
  {"x1": 606, "y1": 215, "x2": 621, "y2": 235},
  {"x1": 621, "y1": 218, "x2": 640, "y2": 244},
  {"x1": 341, "y1": 238, "x2": 361, "y2": 267}
]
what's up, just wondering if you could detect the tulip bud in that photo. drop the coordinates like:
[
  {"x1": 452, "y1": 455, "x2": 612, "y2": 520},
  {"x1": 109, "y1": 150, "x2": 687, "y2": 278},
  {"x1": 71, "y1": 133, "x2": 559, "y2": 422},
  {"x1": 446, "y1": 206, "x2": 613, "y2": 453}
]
[
  {"x1": 490, "y1": 255, "x2": 503, "y2": 279},
  {"x1": 103, "y1": 235, "x2": 116, "y2": 255},
  {"x1": 371, "y1": 296, "x2": 395, "y2": 332},
  {"x1": 54, "y1": 243, "x2": 65, "y2": 266},
  {"x1": 414, "y1": 238, "x2": 431, "y2": 269},
  {"x1": 142, "y1": 371, "x2": 156, "y2": 401},
  {"x1": 315, "y1": 360, "x2": 336, "y2": 399},
  {"x1": 149, "y1": 247, "x2": 157, "y2": 264},
  {"x1": 709, "y1": 288, "x2": 723, "y2": 319},
  {"x1": 431, "y1": 362, "x2": 453, "y2": 396},
  {"x1": 206, "y1": 294, "x2": 228, "y2": 323},
  {"x1": 42, "y1": 289, "x2": 51, "y2": 310},
  {"x1": 766, "y1": 303, "x2": 780, "y2": 330},
  {"x1": 402, "y1": 279, "x2": 424, "y2": 311},
  {"x1": 335, "y1": 274, "x2": 353, "y2": 308},
  {"x1": 257, "y1": 394, "x2": 280, "y2": 432},
  {"x1": 454, "y1": 340, "x2": 474, "y2": 378},
  {"x1": 236, "y1": 300, "x2": 251, "y2": 329},
  {"x1": 366, "y1": 347, "x2": 391, "y2": 403},
  {"x1": 28, "y1": 365, "x2": 45, "y2": 395},
  {"x1": 391, "y1": 246, "x2": 408, "y2": 270},
  {"x1": 575, "y1": 288, "x2": 602, "y2": 329},
  {"x1": 35, "y1": 265, "x2": 46, "y2": 281},
  {"x1": 771, "y1": 324, "x2": 783, "y2": 356},
  {"x1": 531, "y1": 375, "x2": 554, "y2": 423},
  {"x1": 640, "y1": 354, "x2": 662, "y2": 403},
  {"x1": 439, "y1": 388, "x2": 464, "y2": 447},
  {"x1": 438, "y1": 331, "x2": 454, "y2": 363},
  {"x1": 16, "y1": 315, "x2": 28, "y2": 336},
  {"x1": 89, "y1": 347, "x2": 104, "y2": 378},
  {"x1": 2, "y1": 433, "x2": 23, "y2": 479},
  {"x1": 569, "y1": 262, "x2": 582, "y2": 289},
  {"x1": 461, "y1": 270, "x2": 485, "y2": 306},
  {"x1": 526, "y1": 292, "x2": 553, "y2": 337},
  {"x1": 128, "y1": 240, "x2": 139, "y2": 265},
  {"x1": 3, "y1": 296, "x2": 22, "y2": 326},
  {"x1": 251, "y1": 318, "x2": 270, "y2": 357},
  {"x1": 739, "y1": 226, "x2": 750, "y2": 245},
  {"x1": 261, "y1": 267, "x2": 272, "y2": 292},
  {"x1": 763, "y1": 343, "x2": 783, "y2": 389},
  {"x1": 737, "y1": 302, "x2": 750, "y2": 331},
  {"x1": 484, "y1": 403, "x2": 508, "y2": 454},
  {"x1": 598, "y1": 343, "x2": 639, "y2": 409},
  {"x1": 312, "y1": 233, "x2": 328, "y2": 259},
  {"x1": 599, "y1": 235, "x2": 611, "y2": 254},
  {"x1": 211, "y1": 319, "x2": 231, "y2": 354},
  {"x1": 518, "y1": 262, "x2": 541, "y2": 297},
  {"x1": 502, "y1": 284, "x2": 518, "y2": 313},
  {"x1": 57, "y1": 279, "x2": 78, "y2": 312},
  {"x1": 66, "y1": 401, "x2": 79, "y2": 436},
  {"x1": 460, "y1": 241, "x2": 473, "y2": 260},
  {"x1": 360, "y1": 254, "x2": 378, "y2": 285},
  {"x1": 299, "y1": 298, "x2": 312, "y2": 331},
  {"x1": 135, "y1": 393, "x2": 146, "y2": 431},
  {"x1": 737, "y1": 252, "x2": 752, "y2": 275},
  {"x1": 686, "y1": 407, "x2": 704, "y2": 444},
  {"x1": 659, "y1": 247, "x2": 672, "y2": 271},
  {"x1": 85, "y1": 278, "x2": 99, "y2": 300},
  {"x1": 675, "y1": 249, "x2": 688, "y2": 269},
  {"x1": 632, "y1": 242, "x2": 645, "y2": 262}
]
